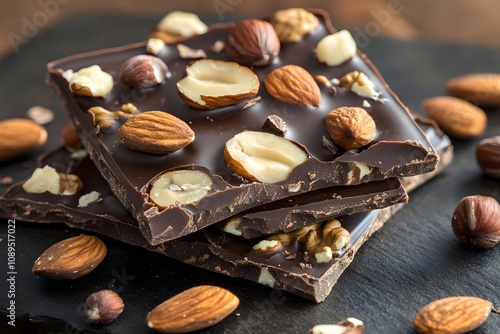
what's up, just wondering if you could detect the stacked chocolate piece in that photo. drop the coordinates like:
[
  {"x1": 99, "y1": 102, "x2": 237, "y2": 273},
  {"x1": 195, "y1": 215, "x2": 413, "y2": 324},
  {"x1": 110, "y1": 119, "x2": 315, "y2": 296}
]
[{"x1": 0, "y1": 9, "x2": 452, "y2": 302}]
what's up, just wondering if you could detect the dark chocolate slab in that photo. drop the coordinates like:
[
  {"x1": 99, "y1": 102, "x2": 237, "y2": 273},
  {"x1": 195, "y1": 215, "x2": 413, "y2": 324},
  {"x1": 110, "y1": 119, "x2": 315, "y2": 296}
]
[
  {"x1": 0, "y1": 118, "x2": 451, "y2": 302},
  {"x1": 46, "y1": 9, "x2": 438, "y2": 245}
]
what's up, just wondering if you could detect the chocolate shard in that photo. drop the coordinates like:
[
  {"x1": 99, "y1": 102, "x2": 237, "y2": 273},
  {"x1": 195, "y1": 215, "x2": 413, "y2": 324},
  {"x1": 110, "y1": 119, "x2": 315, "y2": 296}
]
[
  {"x1": 0, "y1": 118, "x2": 452, "y2": 302},
  {"x1": 46, "y1": 9, "x2": 438, "y2": 245}
]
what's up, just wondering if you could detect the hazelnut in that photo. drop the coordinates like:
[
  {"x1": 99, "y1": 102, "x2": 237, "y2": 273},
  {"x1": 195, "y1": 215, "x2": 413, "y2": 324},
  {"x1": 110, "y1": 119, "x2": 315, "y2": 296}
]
[
  {"x1": 451, "y1": 195, "x2": 500, "y2": 249},
  {"x1": 326, "y1": 107, "x2": 376, "y2": 150},
  {"x1": 225, "y1": 19, "x2": 280, "y2": 67},
  {"x1": 476, "y1": 136, "x2": 500, "y2": 178},
  {"x1": 120, "y1": 55, "x2": 168, "y2": 88},
  {"x1": 84, "y1": 290, "x2": 124, "y2": 324}
]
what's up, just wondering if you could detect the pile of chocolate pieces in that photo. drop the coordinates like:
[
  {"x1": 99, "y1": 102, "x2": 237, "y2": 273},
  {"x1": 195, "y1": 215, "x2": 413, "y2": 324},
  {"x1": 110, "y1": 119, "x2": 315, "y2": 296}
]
[{"x1": 0, "y1": 8, "x2": 453, "y2": 302}]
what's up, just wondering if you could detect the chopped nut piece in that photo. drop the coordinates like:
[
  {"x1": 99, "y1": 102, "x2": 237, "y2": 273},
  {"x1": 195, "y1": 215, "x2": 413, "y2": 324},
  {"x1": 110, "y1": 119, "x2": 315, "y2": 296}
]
[
  {"x1": 177, "y1": 44, "x2": 207, "y2": 59},
  {"x1": 149, "y1": 170, "x2": 213, "y2": 209},
  {"x1": 22, "y1": 165, "x2": 82, "y2": 195},
  {"x1": 271, "y1": 8, "x2": 319, "y2": 43},
  {"x1": 177, "y1": 59, "x2": 259, "y2": 109},
  {"x1": 326, "y1": 107, "x2": 376, "y2": 150},
  {"x1": 314, "y1": 75, "x2": 332, "y2": 87},
  {"x1": 311, "y1": 317, "x2": 364, "y2": 334},
  {"x1": 146, "y1": 37, "x2": 166, "y2": 55},
  {"x1": 223, "y1": 217, "x2": 242, "y2": 236},
  {"x1": 0, "y1": 176, "x2": 13, "y2": 186},
  {"x1": 242, "y1": 96, "x2": 261, "y2": 110},
  {"x1": 67, "y1": 65, "x2": 113, "y2": 97},
  {"x1": 252, "y1": 240, "x2": 281, "y2": 253},
  {"x1": 262, "y1": 114, "x2": 288, "y2": 134},
  {"x1": 27, "y1": 106, "x2": 54, "y2": 125},
  {"x1": 339, "y1": 71, "x2": 379, "y2": 100},
  {"x1": 78, "y1": 191, "x2": 101, "y2": 208},
  {"x1": 210, "y1": 40, "x2": 225, "y2": 53},
  {"x1": 156, "y1": 11, "x2": 207, "y2": 37},
  {"x1": 224, "y1": 131, "x2": 307, "y2": 183},
  {"x1": 88, "y1": 105, "x2": 137, "y2": 128},
  {"x1": 257, "y1": 267, "x2": 276, "y2": 287},
  {"x1": 316, "y1": 30, "x2": 357, "y2": 66}
]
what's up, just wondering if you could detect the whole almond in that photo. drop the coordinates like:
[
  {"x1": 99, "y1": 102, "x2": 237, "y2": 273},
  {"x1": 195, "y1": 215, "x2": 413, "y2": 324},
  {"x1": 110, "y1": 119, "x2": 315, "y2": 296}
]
[
  {"x1": 0, "y1": 118, "x2": 47, "y2": 162},
  {"x1": 264, "y1": 65, "x2": 321, "y2": 107},
  {"x1": 413, "y1": 296, "x2": 492, "y2": 334},
  {"x1": 446, "y1": 73, "x2": 500, "y2": 106},
  {"x1": 119, "y1": 111, "x2": 195, "y2": 154},
  {"x1": 32, "y1": 234, "x2": 107, "y2": 279},
  {"x1": 146, "y1": 285, "x2": 239, "y2": 333},
  {"x1": 422, "y1": 96, "x2": 486, "y2": 139}
]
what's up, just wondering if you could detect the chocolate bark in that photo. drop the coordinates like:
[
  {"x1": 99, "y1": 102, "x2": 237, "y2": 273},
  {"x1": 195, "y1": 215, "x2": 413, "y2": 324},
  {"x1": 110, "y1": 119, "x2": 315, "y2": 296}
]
[
  {"x1": 0, "y1": 118, "x2": 452, "y2": 302},
  {"x1": 46, "y1": 9, "x2": 438, "y2": 244}
]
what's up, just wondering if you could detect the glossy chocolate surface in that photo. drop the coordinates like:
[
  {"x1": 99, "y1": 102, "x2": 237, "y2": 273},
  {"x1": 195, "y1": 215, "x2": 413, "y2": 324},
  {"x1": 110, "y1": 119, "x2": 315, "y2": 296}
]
[{"x1": 46, "y1": 10, "x2": 438, "y2": 244}]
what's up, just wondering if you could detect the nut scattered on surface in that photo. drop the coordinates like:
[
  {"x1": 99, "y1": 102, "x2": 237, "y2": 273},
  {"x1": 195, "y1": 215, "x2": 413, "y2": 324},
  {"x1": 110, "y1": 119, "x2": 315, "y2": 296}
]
[
  {"x1": 451, "y1": 195, "x2": 500, "y2": 249},
  {"x1": 476, "y1": 136, "x2": 500, "y2": 178},
  {"x1": 177, "y1": 44, "x2": 207, "y2": 59},
  {"x1": 22, "y1": 165, "x2": 83, "y2": 195},
  {"x1": 0, "y1": 118, "x2": 47, "y2": 162},
  {"x1": 119, "y1": 111, "x2": 194, "y2": 154},
  {"x1": 422, "y1": 96, "x2": 487, "y2": 139},
  {"x1": 67, "y1": 65, "x2": 114, "y2": 97},
  {"x1": 146, "y1": 37, "x2": 166, "y2": 55},
  {"x1": 445, "y1": 73, "x2": 500, "y2": 106},
  {"x1": 120, "y1": 54, "x2": 168, "y2": 88},
  {"x1": 413, "y1": 296, "x2": 492, "y2": 334},
  {"x1": 177, "y1": 59, "x2": 259, "y2": 109},
  {"x1": 149, "y1": 169, "x2": 213, "y2": 209},
  {"x1": 156, "y1": 11, "x2": 207, "y2": 38},
  {"x1": 225, "y1": 19, "x2": 280, "y2": 67},
  {"x1": 271, "y1": 8, "x2": 319, "y2": 43},
  {"x1": 146, "y1": 285, "x2": 239, "y2": 333},
  {"x1": 262, "y1": 114, "x2": 288, "y2": 134},
  {"x1": 88, "y1": 104, "x2": 137, "y2": 128},
  {"x1": 264, "y1": 65, "x2": 321, "y2": 107},
  {"x1": 311, "y1": 317, "x2": 364, "y2": 334},
  {"x1": 339, "y1": 71, "x2": 379, "y2": 100},
  {"x1": 326, "y1": 107, "x2": 376, "y2": 150},
  {"x1": 84, "y1": 290, "x2": 124, "y2": 324},
  {"x1": 27, "y1": 106, "x2": 54, "y2": 125},
  {"x1": 314, "y1": 74, "x2": 332, "y2": 87},
  {"x1": 316, "y1": 30, "x2": 357, "y2": 66},
  {"x1": 78, "y1": 191, "x2": 101, "y2": 208},
  {"x1": 32, "y1": 234, "x2": 107, "y2": 279},
  {"x1": 224, "y1": 131, "x2": 307, "y2": 183}
]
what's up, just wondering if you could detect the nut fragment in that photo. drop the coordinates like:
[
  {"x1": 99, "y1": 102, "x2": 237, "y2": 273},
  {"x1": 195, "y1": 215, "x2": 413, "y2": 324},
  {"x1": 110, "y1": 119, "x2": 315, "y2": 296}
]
[
  {"x1": 451, "y1": 195, "x2": 500, "y2": 249},
  {"x1": 326, "y1": 107, "x2": 376, "y2": 150},
  {"x1": 146, "y1": 285, "x2": 239, "y2": 333},
  {"x1": 252, "y1": 239, "x2": 282, "y2": 253},
  {"x1": 316, "y1": 30, "x2": 357, "y2": 66},
  {"x1": 149, "y1": 169, "x2": 213, "y2": 209},
  {"x1": 88, "y1": 104, "x2": 137, "y2": 128},
  {"x1": 156, "y1": 11, "x2": 207, "y2": 38},
  {"x1": 339, "y1": 71, "x2": 379, "y2": 99},
  {"x1": 311, "y1": 317, "x2": 364, "y2": 334},
  {"x1": 146, "y1": 37, "x2": 166, "y2": 55},
  {"x1": 32, "y1": 234, "x2": 107, "y2": 279},
  {"x1": 476, "y1": 136, "x2": 500, "y2": 178},
  {"x1": 225, "y1": 19, "x2": 280, "y2": 67},
  {"x1": 177, "y1": 59, "x2": 259, "y2": 109},
  {"x1": 413, "y1": 296, "x2": 492, "y2": 334},
  {"x1": 177, "y1": 44, "x2": 207, "y2": 59},
  {"x1": 224, "y1": 131, "x2": 307, "y2": 183},
  {"x1": 22, "y1": 165, "x2": 83, "y2": 195},
  {"x1": 67, "y1": 65, "x2": 114, "y2": 97},
  {"x1": 445, "y1": 73, "x2": 500, "y2": 106},
  {"x1": 84, "y1": 290, "x2": 124, "y2": 324},
  {"x1": 422, "y1": 96, "x2": 487, "y2": 139},
  {"x1": 119, "y1": 111, "x2": 194, "y2": 154},
  {"x1": 0, "y1": 118, "x2": 47, "y2": 162},
  {"x1": 78, "y1": 191, "x2": 101, "y2": 208},
  {"x1": 120, "y1": 54, "x2": 168, "y2": 88},
  {"x1": 271, "y1": 8, "x2": 319, "y2": 43},
  {"x1": 27, "y1": 106, "x2": 54, "y2": 125},
  {"x1": 264, "y1": 65, "x2": 321, "y2": 107}
]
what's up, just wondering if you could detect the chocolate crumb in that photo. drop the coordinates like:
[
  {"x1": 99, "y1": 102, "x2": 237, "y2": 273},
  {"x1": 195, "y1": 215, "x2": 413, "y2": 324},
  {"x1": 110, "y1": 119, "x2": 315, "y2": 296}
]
[
  {"x1": 242, "y1": 96, "x2": 261, "y2": 110},
  {"x1": 262, "y1": 114, "x2": 288, "y2": 134},
  {"x1": 322, "y1": 136, "x2": 339, "y2": 155}
]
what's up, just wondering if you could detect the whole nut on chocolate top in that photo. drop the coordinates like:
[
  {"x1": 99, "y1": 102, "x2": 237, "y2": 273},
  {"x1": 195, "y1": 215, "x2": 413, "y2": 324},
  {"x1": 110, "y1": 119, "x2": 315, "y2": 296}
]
[
  {"x1": 271, "y1": 8, "x2": 319, "y2": 43},
  {"x1": 451, "y1": 195, "x2": 500, "y2": 249},
  {"x1": 422, "y1": 96, "x2": 487, "y2": 139},
  {"x1": 120, "y1": 54, "x2": 168, "y2": 88},
  {"x1": 476, "y1": 136, "x2": 500, "y2": 178},
  {"x1": 264, "y1": 64, "x2": 321, "y2": 107},
  {"x1": 119, "y1": 111, "x2": 195, "y2": 154},
  {"x1": 326, "y1": 107, "x2": 376, "y2": 150},
  {"x1": 225, "y1": 19, "x2": 280, "y2": 67},
  {"x1": 84, "y1": 290, "x2": 124, "y2": 324}
]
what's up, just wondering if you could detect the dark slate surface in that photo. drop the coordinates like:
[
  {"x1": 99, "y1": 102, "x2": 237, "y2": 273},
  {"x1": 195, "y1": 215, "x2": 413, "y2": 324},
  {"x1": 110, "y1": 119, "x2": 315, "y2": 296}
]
[{"x1": 1, "y1": 13, "x2": 499, "y2": 334}]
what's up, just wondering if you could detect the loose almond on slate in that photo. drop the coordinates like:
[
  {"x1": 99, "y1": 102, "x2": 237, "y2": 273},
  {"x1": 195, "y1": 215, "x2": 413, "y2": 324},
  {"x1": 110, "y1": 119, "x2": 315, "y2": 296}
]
[
  {"x1": 0, "y1": 118, "x2": 47, "y2": 162},
  {"x1": 445, "y1": 73, "x2": 500, "y2": 106},
  {"x1": 146, "y1": 285, "x2": 239, "y2": 333}
]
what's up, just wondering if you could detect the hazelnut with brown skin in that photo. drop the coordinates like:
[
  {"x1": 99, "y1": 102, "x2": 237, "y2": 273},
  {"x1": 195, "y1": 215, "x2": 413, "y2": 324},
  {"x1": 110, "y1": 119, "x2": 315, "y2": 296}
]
[
  {"x1": 476, "y1": 136, "x2": 500, "y2": 179},
  {"x1": 451, "y1": 195, "x2": 500, "y2": 249},
  {"x1": 120, "y1": 54, "x2": 168, "y2": 89},
  {"x1": 84, "y1": 290, "x2": 124, "y2": 324}
]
